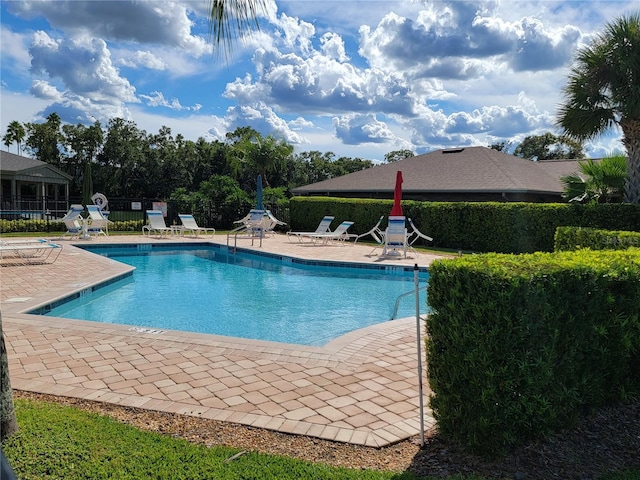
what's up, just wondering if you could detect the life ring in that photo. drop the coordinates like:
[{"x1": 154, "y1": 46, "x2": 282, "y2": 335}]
[{"x1": 91, "y1": 193, "x2": 109, "y2": 211}]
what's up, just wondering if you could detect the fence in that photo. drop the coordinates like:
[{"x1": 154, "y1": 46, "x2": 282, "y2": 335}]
[{"x1": 0, "y1": 195, "x2": 290, "y2": 231}]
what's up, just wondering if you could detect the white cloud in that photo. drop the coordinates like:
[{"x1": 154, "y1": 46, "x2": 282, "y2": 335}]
[
  {"x1": 38, "y1": 94, "x2": 133, "y2": 127},
  {"x1": 30, "y1": 80, "x2": 63, "y2": 101},
  {"x1": 224, "y1": 101, "x2": 308, "y2": 144},
  {"x1": 320, "y1": 32, "x2": 349, "y2": 62},
  {"x1": 288, "y1": 116, "x2": 314, "y2": 130},
  {"x1": 120, "y1": 51, "x2": 167, "y2": 70},
  {"x1": 8, "y1": 0, "x2": 210, "y2": 56},
  {"x1": 276, "y1": 13, "x2": 315, "y2": 54},
  {"x1": 228, "y1": 45, "x2": 416, "y2": 117},
  {"x1": 0, "y1": 90, "x2": 50, "y2": 134},
  {"x1": 358, "y1": 3, "x2": 582, "y2": 80},
  {"x1": 0, "y1": 25, "x2": 32, "y2": 76},
  {"x1": 29, "y1": 31, "x2": 137, "y2": 104},
  {"x1": 139, "y1": 91, "x2": 202, "y2": 111},
  {"x1": 333, "y1": 114, "x2": 396, "y2": 145}
]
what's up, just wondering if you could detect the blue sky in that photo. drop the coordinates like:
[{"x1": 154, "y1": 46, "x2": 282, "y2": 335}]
[{"x1": 1, "y1": 0, "x2": 637, "y2": 161}]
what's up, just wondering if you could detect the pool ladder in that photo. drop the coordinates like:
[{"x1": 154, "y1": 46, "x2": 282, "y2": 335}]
[{"x1": 390, "y1": 286, "x2": 428, "y2": 320}]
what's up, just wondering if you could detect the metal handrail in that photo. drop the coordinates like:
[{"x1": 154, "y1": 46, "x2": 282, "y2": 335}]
[{"x1": 391, "y1": 285, "x2": 428, "y2": 320}]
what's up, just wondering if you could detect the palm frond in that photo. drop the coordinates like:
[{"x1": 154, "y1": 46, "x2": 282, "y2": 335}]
[{"x1": 208, "y1": 0, "x2": 269, "y2": 59}]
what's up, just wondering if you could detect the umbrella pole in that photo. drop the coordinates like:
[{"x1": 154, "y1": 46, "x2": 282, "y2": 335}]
[{"x1": 414, "y1": 264, "x2": 425, "y2": 447}]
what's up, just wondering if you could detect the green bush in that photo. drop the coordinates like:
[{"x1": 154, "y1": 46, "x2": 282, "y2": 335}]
[
  {"x1": 289, "y1": 198, "x2": 640, "y2": 253},
  {"x1": 426, "y1": 248, "x2": 640, "y2": 455},
  {"x1": 555, "y1": 226, "x2": 640, "y2": 251},
  {"x1": 0, "y1": 219, "x2": 145, "y2": 234}
]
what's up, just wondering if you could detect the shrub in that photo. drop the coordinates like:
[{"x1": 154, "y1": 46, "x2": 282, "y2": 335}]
[
  {"x1": 555, "y1": 226, "x2": 640, "y2": 251},
  {"x1": 426, "y1": 248, "x2": 640, "y2": 455}
]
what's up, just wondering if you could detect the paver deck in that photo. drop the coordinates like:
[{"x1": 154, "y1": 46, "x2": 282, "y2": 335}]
[{"x1": 1, "y1": 232, "x2": 448, "y2": 447}]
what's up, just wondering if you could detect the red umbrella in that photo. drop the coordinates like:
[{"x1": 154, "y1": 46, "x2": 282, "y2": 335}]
[{"x1": 390, "y1": 170, "x2": 404, "y2": 216}]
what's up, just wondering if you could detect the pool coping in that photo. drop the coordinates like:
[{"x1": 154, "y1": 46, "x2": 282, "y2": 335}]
[{"x1": 2, "y1": 234, "x2": 442, "y2": 447}]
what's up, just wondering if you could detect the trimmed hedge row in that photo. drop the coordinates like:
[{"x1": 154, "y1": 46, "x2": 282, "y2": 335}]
[
  {"x1": 426, "y1": 248, "x2": 640, "y2": 455},
  {"x1": 555, "y1": 226, "x2": 640, "y2": 251},
  {"x1": 0, "y1": 219, "x2": 145, "y2": 234},
  {"x1": 289, "y1": 197, "x2": 640, "y2": 253}
]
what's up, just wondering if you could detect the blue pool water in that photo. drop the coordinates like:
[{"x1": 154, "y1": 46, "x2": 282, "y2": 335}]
[{"x1": 41, "y1": 245, "x2": 429, "y2": 346}]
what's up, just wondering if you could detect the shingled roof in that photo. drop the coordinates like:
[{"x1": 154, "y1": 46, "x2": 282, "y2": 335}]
[
  {"x1": 0, "y1": 151, "x2": 72, "y2": 182},
  {"x1": 291, "y1": 146, "x2": 586, "y2": 202}
]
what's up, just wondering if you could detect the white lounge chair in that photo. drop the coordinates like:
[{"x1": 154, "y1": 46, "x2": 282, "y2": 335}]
[
  {"x1": 382, "y1": 216, "x2": 408, "y2": 257},
  {"x1": 354, "y1": 215, "x2": 385, "y2": 255},
  {"x1": 308, "y1": 221, "x2": 355, "y2": 244},
  {"x1": 407, "y1": 218, "x2": 433, "y2": 251},
  {"x1": 287, "y1": 216, "x2": 335, "y2": 242},
  {"x1": 228, "y1": 209, "x2": 269, "y2": 247},
  {"x1": 142, "y1": 210, "x2": 175, "y2": 237},
  {"x1": 0, "y1": 239, "x2": 62, "y2": 265},
  {"x1": 59, "y1": 204, "x2": 85, "y2": 239},
  {"x1": 177, "y1": 214, "x2": 216, "y2": 237},
  {"x1": 86, "y1": 205, "x2": 109, "y2": 237},
  {"x1": 264, "y1": 210, "x2": 287, "y2": 235}
]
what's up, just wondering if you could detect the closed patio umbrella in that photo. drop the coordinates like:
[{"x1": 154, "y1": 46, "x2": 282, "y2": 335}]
[
  {"x1": 256, "y1": 174, "x2": 264, "y2": 210},
  {"x1": 82, "y1": 160, "x2": 93, "y2": 209},
  {"x1": 390, "y1": 170, "x2": 403, "y2": 216}
]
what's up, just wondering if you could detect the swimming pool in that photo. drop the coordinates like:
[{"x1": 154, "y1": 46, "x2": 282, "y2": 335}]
[{"x1": 38, "y1": 244, "x2": 429, "y2": 346}]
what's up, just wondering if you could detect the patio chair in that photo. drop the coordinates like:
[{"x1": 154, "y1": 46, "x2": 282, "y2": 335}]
[
  {"x1": 287, "y1": 215, "x2": 335, "y2": 242},
  {"x1": 86, "y1": 205, "x2": 110, "y2": 237},
  {"x1": 142, "y1": 210, "x2": 175, "y2": 237},
  {"x1": 228, "y1": 209, "x2": 269, "y2": 247},
  {"x1": 264, "y1": 210, "x2": 287, "y2": 235},
  {"x1": 59, "y1": 204, "x2": 85, "y2": 239},
  {"x1": 177, "y1": 214, "x2": 216, "y2": 237},
  {"x1": 308, "y1": 221, "x2": 356, "y2": 244},
  {"x1": 407, "y1": 218, "x2": 433, "y2": 252},
  {"x1": 354, "y1": 215, "x2": 385, "y2": 255},
  {"x1": 382, "y1": 216, "x2": 408, "y2": 257},
  {"x1": 0, "y1": 239, "x2": 62, "y2": 265}
]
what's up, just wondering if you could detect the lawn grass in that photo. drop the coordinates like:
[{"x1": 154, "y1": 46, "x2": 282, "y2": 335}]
[
  {"x1": 1, "y1": 398, "x2": 472, "y2": 480},
  {"x1": 2, "y1": 399, "x2": 638, "y2": 480}
]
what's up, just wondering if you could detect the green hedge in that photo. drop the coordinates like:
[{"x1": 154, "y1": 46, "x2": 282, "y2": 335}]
[
  {"x1": 555, "y1": 226, "x2": 640, "y2": 251},
  {"x1": 289, "y1": 198, "x2": 640, "y2": 253},
  {"x1": 426, "y1": 249, "x2": 640, "y2": 455},
  {"x1": 0, "y1": 219, "x2": 145, "y2": 234}
]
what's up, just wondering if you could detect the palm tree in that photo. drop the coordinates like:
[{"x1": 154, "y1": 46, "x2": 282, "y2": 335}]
[
  {"x1": 208, "y1": 0, "x2": 268, "y2": 58},
  {"x1": 557, "y1": 12, "x2": 640, "y2": 203},
  {"x1": 561, "y1": 154, "x2": 628, "y2": 203},
  {"x1": 2, "y1": 121, "x2": 26, "y2": 154}
]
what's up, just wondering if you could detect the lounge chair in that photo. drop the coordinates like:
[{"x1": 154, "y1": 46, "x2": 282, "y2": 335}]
[
  {"x1": 142, "y1": 210, "x2": 175, "y2": 237},
  {"x1": 354, "y1": 215, "x2": 385, "y2": 254},
  {"x1": 228, "y1": 209, "x2": 269, "y2": 247},
  {"x1": 177, "y1": 214, "x2": 216, "y2": 237},
  {"x1": 0, "y1": 239, "x2": 62, "y2": 265},
  {"x1": 59, "y1": 204, "x2": 85, "y2": 239},
  {"x1": 287, "y1": 216, "x2": 335, "y2": 242},
  {"x1": 86, "y1": 205, "x2": 110, "y2": 237},
  {"x1": 355, "y1": 216, "x2": 384, "y2": 244},
  {"x1": 264, "y1": 210, "x2": 287, "y2": 235},
  {"x1": 407, "y1": 218, "x2": 433, "y2": 251},
  {"x1": 382, "y1": 216, "x2": 408, "y2": 257},
  {"x1": 308, "y1": 221, "x2": 355, "y2": 244}
]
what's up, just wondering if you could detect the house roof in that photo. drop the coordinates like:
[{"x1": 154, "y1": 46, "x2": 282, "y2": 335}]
[
  {"x1": 291, "y1": 146, "x2": 585, "y2": 196},
  {"x1": 0, "y1": 151, "x2": 72, "y2": 183}
]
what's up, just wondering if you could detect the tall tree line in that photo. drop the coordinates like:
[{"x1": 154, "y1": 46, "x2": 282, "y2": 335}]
[{"x1": 3, "y1": 115, "x2": 375, "y2": 200}]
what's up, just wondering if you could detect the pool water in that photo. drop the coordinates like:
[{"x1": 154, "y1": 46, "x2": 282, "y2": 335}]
[{"x1": 43, "y1": 246, "x2": 429, "y2": 346}]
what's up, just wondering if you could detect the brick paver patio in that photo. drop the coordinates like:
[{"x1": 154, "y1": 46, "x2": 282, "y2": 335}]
[{"x1": 1, "y1": 232, "x2": 446, "y2": 447}]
